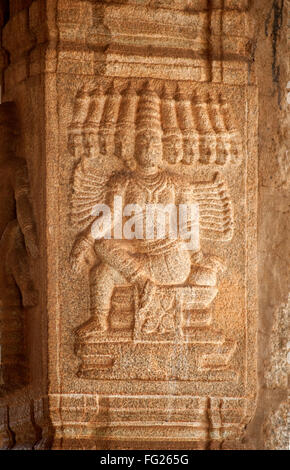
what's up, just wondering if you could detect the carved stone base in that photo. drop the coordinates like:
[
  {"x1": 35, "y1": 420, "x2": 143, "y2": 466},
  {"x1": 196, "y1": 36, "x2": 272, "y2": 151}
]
[
  {"x1": 49, "y1": 395, "x2": 252, "y2": 449},
  {"x1": 79, "y1": 285, "x2": 219, "y2": 338},
  {"x1": 76, "y1": 336, "x2": 237, "y2": 379},
  {"x1": 75, "y1": 283, "x2": 236, "y2": 379}
]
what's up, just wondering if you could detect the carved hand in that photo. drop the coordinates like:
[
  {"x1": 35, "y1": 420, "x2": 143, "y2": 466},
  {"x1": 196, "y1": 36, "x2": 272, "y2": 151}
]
[
  {"x1": 24, "y1": 228, "x2": 39, "y2": 259},
  {"x1": 70, "y1": 236, "x2": 94, "y2": 273}
]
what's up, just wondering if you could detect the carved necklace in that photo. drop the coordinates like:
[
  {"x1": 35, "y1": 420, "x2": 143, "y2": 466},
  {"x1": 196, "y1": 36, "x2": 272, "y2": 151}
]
[{"x1": 134, "y1": 168, "x2": 168, "y2": 199}]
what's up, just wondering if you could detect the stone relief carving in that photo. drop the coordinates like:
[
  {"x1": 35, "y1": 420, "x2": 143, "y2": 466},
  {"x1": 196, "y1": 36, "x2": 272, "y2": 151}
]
[
  {"x1": 64, "y1": 77, "x2": 260, "y2": 445},
  {"x1": 0, "y1": 102, "x2": 38, "y2": 391},
  {"x1": 68, "y1": 80, "x2": 239, "y2": 376}
]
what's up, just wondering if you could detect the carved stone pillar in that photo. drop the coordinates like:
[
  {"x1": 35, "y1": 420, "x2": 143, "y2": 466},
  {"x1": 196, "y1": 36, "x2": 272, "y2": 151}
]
[{"x1": 0, "y1": 0, "x2": 288, "y2": 450}]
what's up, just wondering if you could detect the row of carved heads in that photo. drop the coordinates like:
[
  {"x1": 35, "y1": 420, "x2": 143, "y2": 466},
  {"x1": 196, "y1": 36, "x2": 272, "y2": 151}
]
[{"x1": 68, "y1": 80, "x2": 243, "y2": 167}]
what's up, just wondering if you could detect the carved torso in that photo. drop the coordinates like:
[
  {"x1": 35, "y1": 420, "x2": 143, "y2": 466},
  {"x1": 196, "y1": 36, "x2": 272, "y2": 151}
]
[{"x1": 103, "y1": 168, "x2": 192, "y2": 285}]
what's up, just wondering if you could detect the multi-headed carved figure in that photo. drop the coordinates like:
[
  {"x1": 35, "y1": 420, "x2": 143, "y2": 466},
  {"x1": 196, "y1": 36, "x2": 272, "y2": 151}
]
[{"x1": 70, "y1": 82, "x2": 234, "y2": 341}]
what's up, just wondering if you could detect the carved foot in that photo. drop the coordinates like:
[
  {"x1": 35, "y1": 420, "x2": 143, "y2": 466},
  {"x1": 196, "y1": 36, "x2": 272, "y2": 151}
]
[{"x1": 75, "y1": 317, "x2": 108, "y2": 339}]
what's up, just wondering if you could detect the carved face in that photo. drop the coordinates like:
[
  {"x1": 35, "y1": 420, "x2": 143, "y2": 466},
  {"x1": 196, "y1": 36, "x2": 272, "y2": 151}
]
[
  {"x1": 99, "y1": 131, "x2": 114, "y2": 155},
  {"x1": 163, "y1": 134, "x2": 183, "y2": 164},
  {"x1": 68, "y1": 133, "x2": 83, "y2": 157},
  {"x1": 83, "y1": 132, "x2": 99, "y2": 159},
  {"x1": 115, "y1": 132, "x2": 133, "y2": 161},
  {"x1": 184, "y1": 136, "x2": 198, "y2": 159},
  {"x1": 199, "y1": 136, "x2": 217, "y2": 165},
  {"x1": 134, "y1": 130, "x2": 163, "y2": 168}
]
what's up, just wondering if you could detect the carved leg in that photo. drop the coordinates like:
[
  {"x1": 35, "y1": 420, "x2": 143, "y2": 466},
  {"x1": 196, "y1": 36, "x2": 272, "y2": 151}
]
[
  {"x1": 7, "y1": 227, "x2": 38, "y2": 308},
  {"x1": 0, "y1": 221, "x2": 37, "y2": 308},
  {"x1": 76, "y1": 263, "x2": 129, "y2": 338},
  {"x1": 94, "y1": 239, "x2": 150, "y2": 288}
]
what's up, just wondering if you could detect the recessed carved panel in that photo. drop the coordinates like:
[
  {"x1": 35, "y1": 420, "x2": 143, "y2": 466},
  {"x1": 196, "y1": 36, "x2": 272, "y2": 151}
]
[{"x1": 62, "y1": 77, "x2": 257, "y2": 444}]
